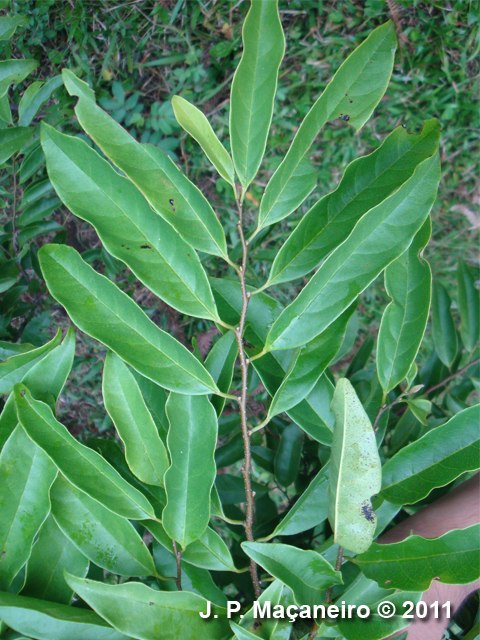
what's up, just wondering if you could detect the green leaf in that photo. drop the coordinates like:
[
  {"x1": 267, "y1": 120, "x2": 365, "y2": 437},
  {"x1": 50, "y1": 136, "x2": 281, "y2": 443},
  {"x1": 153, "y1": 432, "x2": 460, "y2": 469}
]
[
  {"x1": 0, "y1": 59, "x2": 38, "y2": 98},
  {"x1": 62, "y1": 69, "x2": 227, "y2": 258},
  {"x1": 355, "y1": 524, "x2": 480, "y2": 591},
  {"x1": 287, "y1": 375, "x2": 335, "y2": 445},
  {"x1": 204, "y1": 331, "x2": 238, "y2": 416},
  {"x1": 64, "y1": 573, "x2": 229, "y2": 640},
  {"x1": 257, "y1": 22, "x2": 397, "y2": 231},
  {"x1": 163, "y1": 394, "x2": 217, "y2": 547},
  {"x1": 0, "y1": 328, "x2": 75, "y2": 450},
  {"x1": 41, "y1": 124, "x2": 220, "y2": 322},
  {"x1": 0, "y1": 425, "x2": 57, "y2": 590},
  {"x1": 230, "y1": 0, "x2": 285, "y2": 189},
  {"x1": 0, "y1": 328, "x2": 61, "y2": 395},
  {"x1": 103, "y1": 352, "x2": 169, "y2": 487},
  {"x1": 0, "y1": 591, "x2": 129, "y2": 640},
  {"x1": 21, "y1": 514, "x2": 88, "y2": 604},
  {"x1": 377, "y1": 218, "x2": 432, "y2": 393},
  {"x1": 266, "y1": 153, "x2": 441, "y2": 351},
  {"x1": 274, "y1": 424, "x2": 304, "y2": 487},
  {"x1": 432, "y1": 281, "x2": 458, "y2": 368},
  {"x1": 0, "y1": 126, "x2": 33, "y2": 164},
  {"x1": 233, "y1": 580, "x2": 284, "y2": 639},
  {"x1": 334, "y1": 586, "x2": 422, "y2": 640},
  {"x1": 147, "y1": 519, "x2": 237, "y2": 572},
  {"x1": 266, "y1": 465, "x2": 329, "y2": 539},
  {"x1": 328, "y1": 378, "x2": 382, "y2": 554},
  {"x1": 268, "y1": 303, "x2": 356, "y2": 418},
  {"x1": 457, "y1": 259, "x2": 480, "y2": 353},
  {"x1": 242, "y1": 542, "x2": 342, "y2": 608},
  {"x1": 38, "y1": 244, "x2": 219, "y2": 395},
  {"x1": 0, "y1": 341, "x2": 35, "y2": 359},
  {"x1": 14, "y1": 385, "x2": 155, "y2": 520},
  {"x1": 50, "y1": 474, "x2": 156, "y2": 577},
  {"x1": 18, "y1": 75, "x2": 63, "y2": 127},
  {"x1": 381, "y1": 404, "x2": 480, "y2": 505},
  {"x1": 406, "y1": 397, "x2": 431, "y2": 426},
  {"x1": 0, "y1": 15, "x2": 26, "y2": 41},
  {"x1": 132, "y1": 373, "x2": 169, "y2": 440},
  {"x1": 231, "y1": 621, "x2": 259, "y2": 640},
  {"x1": 172, "y1": 95, "x2": 234, "y2": 185},
  {"x1": 267, "y1": 118, "x2": 441, "y2": 286}
]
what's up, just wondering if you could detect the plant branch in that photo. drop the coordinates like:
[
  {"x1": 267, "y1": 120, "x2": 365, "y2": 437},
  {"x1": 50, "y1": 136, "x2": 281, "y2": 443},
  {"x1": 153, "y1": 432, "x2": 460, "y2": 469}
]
[
  {"x1": 308, "y1": 547, "x2": 344, "y2": 640},
  {"x1": 172, "y1": 541, "x2": 182, "y2": 591},
  {"x1": 425, "y1": 357, "x2": 480, "y2": 396},
  {"x1": 372, "y1": 397, "x2": 403, "y2": 433},
  {"x1": 234, "y1": 186, "x2": 262, "y2": 600}
]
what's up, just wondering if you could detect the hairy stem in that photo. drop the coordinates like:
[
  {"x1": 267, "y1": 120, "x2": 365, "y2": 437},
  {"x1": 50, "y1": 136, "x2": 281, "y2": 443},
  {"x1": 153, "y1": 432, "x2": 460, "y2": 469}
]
[
  {"x1": 172, "y1": 541, "x2": 182, "y2": 591},
  {"x1": 308, "y1": 547, "x2": 344, "y2": 640},
  {"x1": 234, "y1": 187, "x2": 262, "y2": 600}
]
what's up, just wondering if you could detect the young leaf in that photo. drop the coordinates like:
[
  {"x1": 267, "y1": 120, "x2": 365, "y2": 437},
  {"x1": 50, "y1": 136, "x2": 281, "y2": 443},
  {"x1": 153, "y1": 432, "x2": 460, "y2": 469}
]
[
  {"x1": 0, "y1": 425, "x2": 57, "y2": 591},
  {"x1": 377, "y1": 218, "x2": 432, "y2": 393},
  {"x1": 172, "y1": 95, "x2": 235, "y2": 186},
  {"x1": 328, "y1": 378, "x2": 382, "y2": 554},
  {"x1": 163, "y1": 394, "x2": 217, "y2": 547},
  {"x1": 147, "y1": 520, "x2": 237, "y2": 572},
  {"x1": 41, "y1": 123, "x2": 221, "y2": 322},
  {"x1": 0, "y1": 126, "x2": 34, "y2": 164},
  {"x1": 231, "y1": 621, "x2": 259, "y2": 640},
  {"x1": 21, "y1": 515, "x2": 88, "y2": 605},
  {"x1": 50, "y1": 474, "x2": 156, "y2": 577},
  {"x1": 266, "y1": 153, "x2": 441, "y2": 351},
  {"x1": 62, "y1": 69, "x2": 227, "y2": 258},
  {"x1": 381, "y1": 404, "x2": 480, "y2": 505},
  {"x1": 268, "y1": 302, "x2": 356, "y2": 418},
  {"x1": 266, "y1": 464, "x2": 329, "y2": 539},
  {"x1": 233, "y1": 579, "x2": 284, "y2": 639},
  {"x1": 241, "y1": 542, "x2": 342, "y2": 608},
  {"x1": 204, "y1": 330, "x2": 238, "y2": 416},
  {"x1": 274, "y1": 424, "x2": 304, "y2": 487},
  {"x1": 0, "y1": 59, "x2": 38, "y2": 98},
  {"x1": 0, "y1": 328, "x2": 61, "y2": 395},
  {"x1": 64, "y1": 574, "x2": 229, "y2": 640},
  {"x1": 257, "y1": 22, "x2": 397, "y2": 231},
  {"x1": 268, "y1": 118, "x2": 441, "y2": 286},
  {"x1": 38, "y1": 244, "x2": 219, "y2": 395},
  {"x1": 457, "y1": 259, "x2": 480, "y2": 353},
  {"x1": 432, "y1": 281, "x2": 458, "y2": 368},
  {"x1": 230, "y1": 0, "x2": 285, "y2": 189},
  {"x1": 103, "y1": 352, "x2": 169, "y2": 487},
  {"x1": 355, "y1": 524, "x2": 480, "y2": 591},
  {"x1": 0, "y1": 591, "x2": 129, "y2": 640},
  {"x1": 14, "y1": 385, "x2": 155, "y2": 520}
]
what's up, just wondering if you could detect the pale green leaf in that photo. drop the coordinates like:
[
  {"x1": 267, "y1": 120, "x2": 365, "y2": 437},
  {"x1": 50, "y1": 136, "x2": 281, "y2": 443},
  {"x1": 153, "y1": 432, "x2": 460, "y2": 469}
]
[
  {"x1": 377, "y1": 218, "x2": 432, "y2": 393},
  {"x1": 432, "y1": 281, "x2": 458, "y2": 368},
  {"x1": 41, "y1": 123, "x2": 220, "y2": 322},
  {"x1": 0, "y1": 59, "x2": 38, "y2": 98},
  {"x1": 257, "y1": 21, "x2": 396, "y2": 230},
  {"x1": 163, "y1": 394, "x2": 217, "y2": 547},
  {"x1": 0, "y1": 425, "x2": 57, "y2": 591},
  {"x1": 14, "y1": 385, "x2": 155, "y2": 520},
  {"x1": 242, "y1": 542, "x2": 342, "y2": 608},
  {"x1": 38, "y1": 244, "x2": 219, "y2": 395},
  {"x1": 328, "y1": 378, "x2": 382, "y2": 554},
  {"x1": 21, "y1": 514, "x2": 88, "y2": 605},
  {"x1": 381, "y1": 404, "x2": 480, "y2": 505},
  {"x1": 0, "y1": 591, "x2": 128, "y2": 640},
  {"x1": 63, "y1": 69, "x2": 227, "y2": 258},
  {"x1": 18, "y1": 75, "x2": 63, "y2": 127},
  {"x1": 266, "y1": 153, "x2": 441, "y2": 351},
  {"x1": 0, "y1": 126, "x2": 33, "y2": 164},
  {"x1": 103, "y1": 352, "x2": 169, "y2": 487},
  {"x1": 172, "y1": 95, "x2": 234, "y2": 185},
  {"x1": 230, "y1": 0, "x2": 285, "y2": 189},
  {"x1": 50, "y1": 474, "x2": 157, "y2": 577},
  {"x1": 64, "y1": 573, "x2": 229, "y2": 640},
  {"x1": 355, "y1": 524, "x2": 480, "y2": 591}
]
